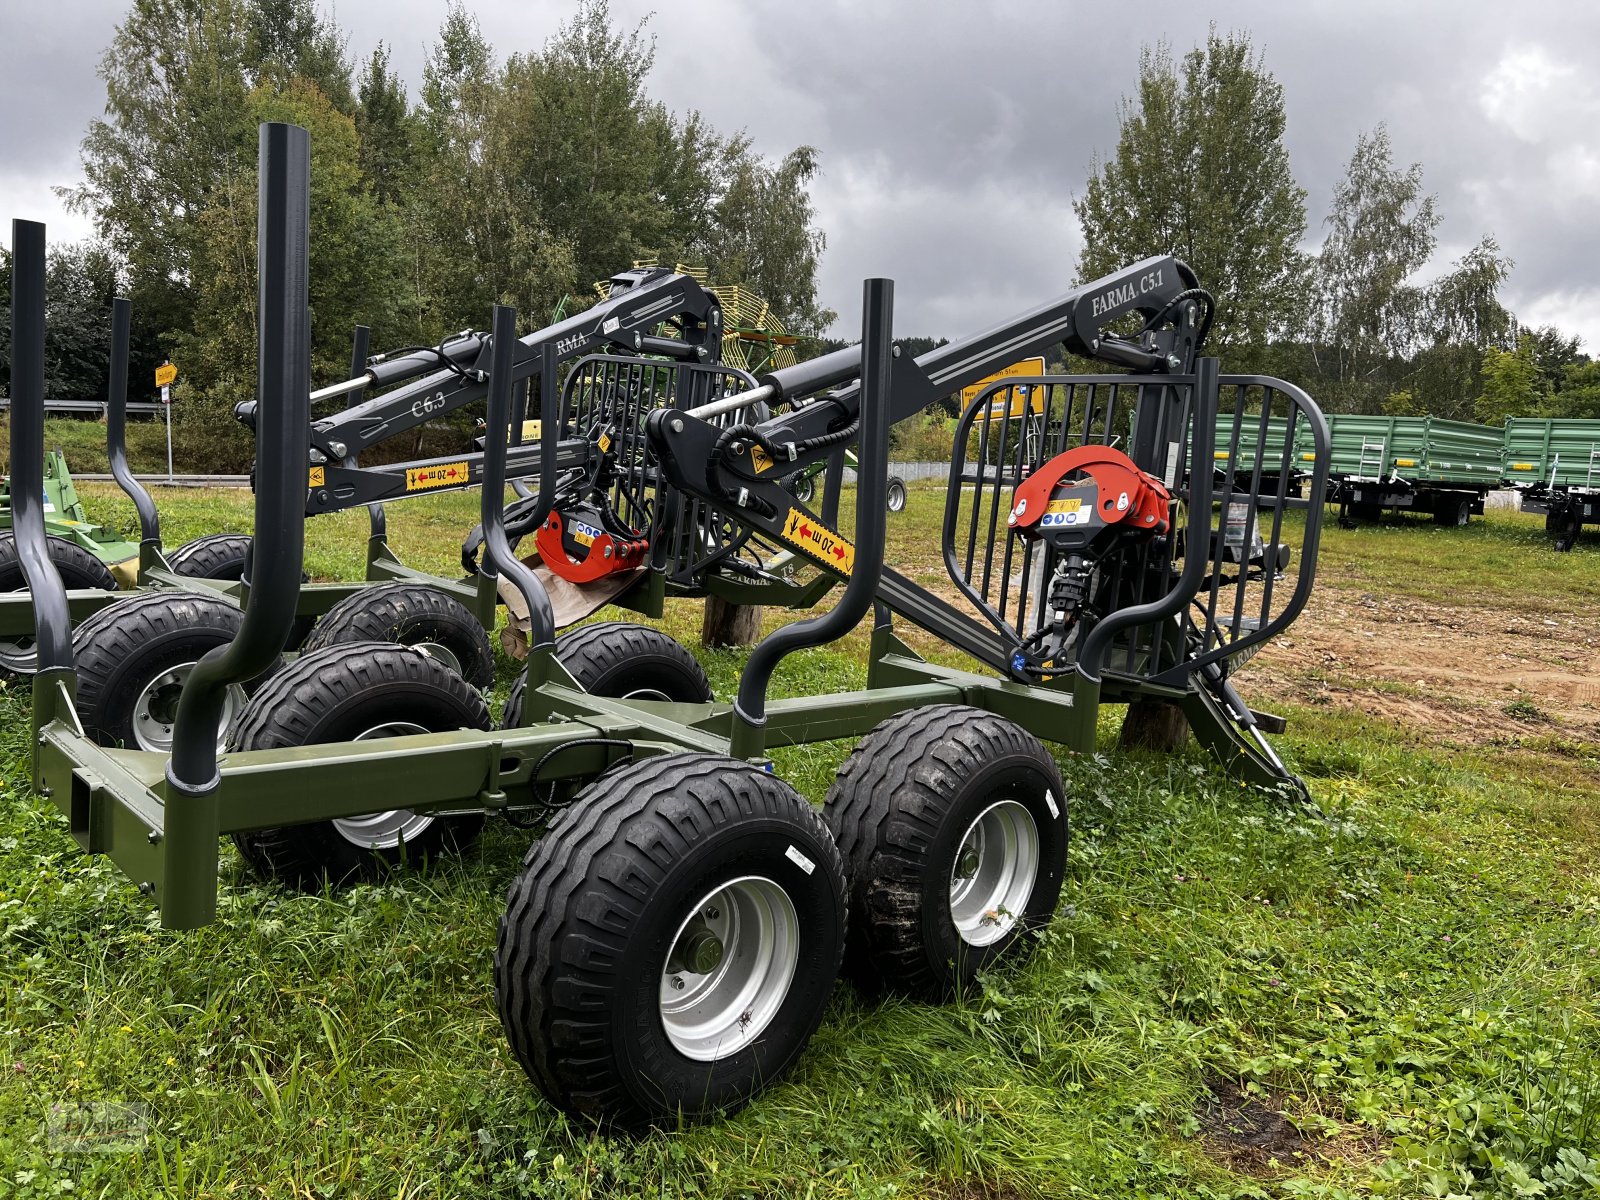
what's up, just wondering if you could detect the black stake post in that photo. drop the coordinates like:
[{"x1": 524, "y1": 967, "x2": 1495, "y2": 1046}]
[
  {"x1": 105, "y1": 297, "x2": 163, "y2": 560},
  {"x1": 344, "y1": 324, "x2": 388, "y2": 546},
  {"x1": 10, "y1": 219, "x2": 77, "y2": 762},
  {"x1": 480, "y1": 306, "x2": 558, "y2": 722},
  {"x1": 166, "y1": 122, "x2": 311, "y2": 861},
  {"x1": 729, "y1": 278, "x2": 895, "y2": 760}
]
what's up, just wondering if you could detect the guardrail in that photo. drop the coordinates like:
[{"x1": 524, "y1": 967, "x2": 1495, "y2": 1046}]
[{"x1": 0, "y1": 398, "x2": 163, "y2": 417}]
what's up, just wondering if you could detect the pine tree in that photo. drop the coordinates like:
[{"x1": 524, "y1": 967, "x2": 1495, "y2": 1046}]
[{"x1": 1074, "y1": 30, "x2": 1309, "y2": 360}]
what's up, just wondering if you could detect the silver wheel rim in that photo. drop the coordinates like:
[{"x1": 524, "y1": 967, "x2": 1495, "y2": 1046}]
[
  {"x1": 410, "y1": 641, "x2": 462, "y2": 674},
  {"x1": 619, "y1": 685, "x2": 671, "y2": 701},
  {"x1": 659, "y1": 875, "x2": 799, "y2": 1062},
  {"x1": 949, "y1": 799, "x2": 1040, "y2": 947},
  {"x1": 331, "y1": 721, "x2": 437, "y2": 849},
  {"x1": 133, "y1": 664, "x2": 245, "y2": 753},
  {"x1": 888, "y1": 482, "x2": 906, "y2": 511}
]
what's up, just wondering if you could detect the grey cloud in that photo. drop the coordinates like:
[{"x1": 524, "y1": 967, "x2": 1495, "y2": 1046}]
[{"x1": 7, "y1": 0, "x2": 1600, "y2": 350}]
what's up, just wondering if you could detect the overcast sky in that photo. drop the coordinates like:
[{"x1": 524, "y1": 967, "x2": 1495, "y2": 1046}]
[{"x1": 4, "y1": 0, "x2": 1600, "y2": 353}]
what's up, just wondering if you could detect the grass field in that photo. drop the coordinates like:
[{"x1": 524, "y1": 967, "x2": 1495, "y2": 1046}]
[{"x1": 3, "y1": 482, "x2": 1600, "y2": 1198}]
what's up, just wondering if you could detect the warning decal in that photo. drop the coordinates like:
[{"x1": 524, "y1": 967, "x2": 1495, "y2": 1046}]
[
  {"x1": 750, "y1": 445, "x2": 774, "y2": 473},
  {"x1": 780, "y1": 507, "x2": 855, "y2": 573},
  {"x1": 308, "y1": 466, "x2": 325, "y2": 487},
  {"x1": 405, "y1": 461, "x2": 470, "y2": 492},
  {"x1": 1045, "y1": 498, "x2": 1082, "y2": 515}
]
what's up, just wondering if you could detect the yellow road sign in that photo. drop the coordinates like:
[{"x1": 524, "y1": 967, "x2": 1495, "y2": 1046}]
[
  {"x1": 960, "y1": 357, "x2": 1046, "y2": 412},
  {"x1": 154, "y1": 362, "x2": 177, "y2": 388}
]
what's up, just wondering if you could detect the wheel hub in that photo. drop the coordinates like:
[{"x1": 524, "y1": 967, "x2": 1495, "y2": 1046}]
[
  {"x1": 132, "y1": 664, "x2": 244, "y2": 754},
  {"x1": 948, "y1": 799, "x2": 1041, "y2": 947},
  {"x1": 658, "y1": 875, "x2": 798, "y2": 1062},
  {"x1": 410, "y1": 642, "x2": 462, "y2": 674},
  {"x1": 330, "y1": 720, "x2": 437, "y2": 849}
]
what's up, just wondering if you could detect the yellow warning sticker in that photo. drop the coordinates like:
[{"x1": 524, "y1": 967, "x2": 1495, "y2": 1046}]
[
  {"x1": 751, "y1": 445, "x2": 774, "y2": 474},
  {"x1": 405, "y1": 461, "x2": 469, "y2": 492},
  {"x1": 598, "y1": 432, "x2": 612, "y2": 454},
  {"x1": 780, "y1": 507, "x2": 855, "y2": 573},
  {"x1": 1045, "y1": 498, "x2": 1082, "y2": 515},
  {"x1": 308, "y1": 466, "x2": 325, "y2": 487}
]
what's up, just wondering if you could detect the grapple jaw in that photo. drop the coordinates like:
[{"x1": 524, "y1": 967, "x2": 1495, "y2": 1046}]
[{"x1": 1008, "y1": 445, "x2": 1171, "y2": 546}]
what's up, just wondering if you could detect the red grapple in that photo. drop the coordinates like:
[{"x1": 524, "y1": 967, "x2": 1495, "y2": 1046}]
[
  {"x1": 1008, "y1": 445, "x2": 1171, "y2": 538},
  {"x1": 535, "y1": 510, "x2": 649, "y2": 584}
]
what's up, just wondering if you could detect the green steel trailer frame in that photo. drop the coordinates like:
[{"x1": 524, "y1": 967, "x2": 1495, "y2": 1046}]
[
  {"x1": 1504, "y1": 417, "x2": 1600, "y2": 551},
  {"x1": 9, "y1": 122, "x2": 1333, "y2": 1129}
]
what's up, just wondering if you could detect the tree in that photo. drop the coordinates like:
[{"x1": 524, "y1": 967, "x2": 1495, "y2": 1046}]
[
  {"x1": 68, "y1": 0, "x2": 360, "y2": 361},
  {"x1": 356, "y1": 43, "x2": 416, "y2": 207},
  {"x1": 1407, "y1": 236, "x2": 1515, "y2": 419},
  {"x1": 1074, "y1": 29, "x2": 1309, "y2": 359},
  {"x1": 1551, "y1": 360, "x2": 1600, "y2": 418},
  {"x1": 1474, "y1": 335, "x2": 1543, "y2": 425},
  {"x1": 171, "y1": 77, "x2": 408, "y2": 469},
  {"x1": 701, "y1": 145, "x2": 834, "y2": 338},
  {"x1": 1310, "y1": 126, "x2": 1439, "y2": 410}
]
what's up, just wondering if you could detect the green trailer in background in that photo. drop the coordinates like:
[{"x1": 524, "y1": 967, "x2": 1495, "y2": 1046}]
[
  {"x1": 1316, "y1": 414, "x2": 1504, "y2": 527},
  {"x1": 1503, "y1": 417, "x2": 1600, "y2": 551}
]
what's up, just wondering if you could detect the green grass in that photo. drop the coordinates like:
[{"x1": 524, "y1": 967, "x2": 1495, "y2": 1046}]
[{"x1": 2, "y1": 484, "x2": 1600, "y2": 1197}]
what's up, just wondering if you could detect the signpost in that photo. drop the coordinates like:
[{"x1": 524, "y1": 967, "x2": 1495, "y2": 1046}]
[{"x1": 155, "y1": 362, "x2": 177, "y2": 482}]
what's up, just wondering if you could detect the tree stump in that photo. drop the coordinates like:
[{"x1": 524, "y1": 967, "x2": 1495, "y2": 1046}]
[
  {"x1": 1119, "y1": 698, "x2": 1190, "y2": 753},
  {"x1": 701, "y1": 597, "x2": 762, "y2": 648}
]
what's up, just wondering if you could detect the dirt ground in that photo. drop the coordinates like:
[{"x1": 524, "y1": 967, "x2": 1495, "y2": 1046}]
[{"x1": 1246, "y1": 585, "x2": 1600, "y2": 745}]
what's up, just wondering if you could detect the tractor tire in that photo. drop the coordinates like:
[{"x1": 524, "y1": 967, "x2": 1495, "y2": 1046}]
[
  {"x1": 166, "y1": 533, "x2": 317, "y2": 648},
  {"x1": 71, "y1": 592, "x2": 275, "y2": 752},
  {"x1": 886, "y1": 476, "x2": 907, "y2": 513},
  {"x1": 1433, "y1": 497, "x2": 1471, "y2": 527},
  {"x1": 502, "y1": 621, "x2": 711, "y2": 726},
  {"x1": 0, "y1": 535, "x2": 120, "y2": 679},
  {"x1": 0, "y1": 533, "x2": 118, "y2": 591},
  {"x1": 495, "y1": 752, "x2": 846, "y2": 1129},
  {"x1": 824, "y1": 704, "x2": 1068, "y2": 997},
  {"x1": 230, "y1": 641, "x2": 491, "y2": 890},
  {"x1": 167, "y1": 533, "x2": 253, "y2": 580},
  {"x1": 301, "y1": 582, "x2": 494, "y2": 689}
]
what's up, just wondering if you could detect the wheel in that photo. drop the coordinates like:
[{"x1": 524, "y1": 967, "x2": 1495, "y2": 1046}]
[
  {"x1": 301, "y1": 582, "x2": 494, "y2": 688},
  {"x1": 1554, "y1": 515, "x2": 1581, "y2": 553},
  {"x1": 502, "y1": 621, "x2": 712, "y2": 726},
  {"x1": 1546, "y1": 510, "x2": 1563, "y2": 535},
  {"x1": 166, "y1": 533, "x2": 318, "y2": 647},
  {"x1": 1433, "y1": 497, "x2": 1471, "y2": 527},
  {"x1": 886, "y1": 476, "x2": 907, "y2": 513},
  {"x1": 167, "y1": 533, "x2": 252, "y2": 580},
  {"x1": 230, "y1": 641, "x2": 491, "y2": 890},
  {"x1": 0, "y1": 529, "x2": 118, "y2": 686},
  {"x1": 71, "y1": 592, "x2": 276, "y2": 752},
  {"x1": 790, "y1": 472, "x2": 816, "y2": 505},
  {"x1": 824, "y1": 704, "x2": 1068, "y2": 997},
  {"x1": 1349, "y1": 501, "x2": 1382, "y2": 523},
  {"x1": 495, "y1": 753, "x2": 846, "y2": 1128}
]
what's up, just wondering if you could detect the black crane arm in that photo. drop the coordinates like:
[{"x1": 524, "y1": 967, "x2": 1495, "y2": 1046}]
[
  {"x1": 651, "y1": 255, "x2": 1208, "y2": 504},
  {"x1": 237, "y1": 267, "x2": 724, "y2": 465}
]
